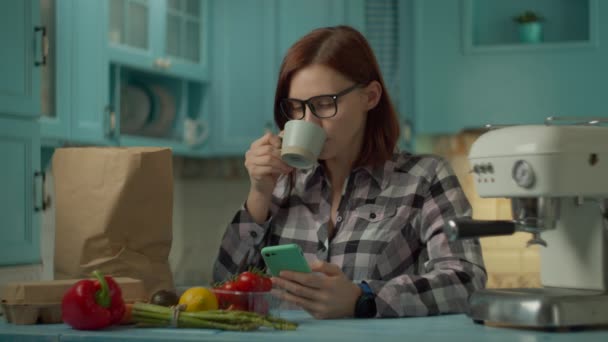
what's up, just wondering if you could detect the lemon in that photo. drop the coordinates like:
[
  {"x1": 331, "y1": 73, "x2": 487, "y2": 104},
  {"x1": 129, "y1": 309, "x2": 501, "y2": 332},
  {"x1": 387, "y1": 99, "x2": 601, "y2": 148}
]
[{"x1": 178, "y1": 287, "x2": 219, "y2": 312}]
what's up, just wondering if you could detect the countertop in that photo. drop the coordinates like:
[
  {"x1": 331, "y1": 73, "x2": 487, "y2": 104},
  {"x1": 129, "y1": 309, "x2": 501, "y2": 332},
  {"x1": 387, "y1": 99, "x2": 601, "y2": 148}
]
[{"x1": 2, "y1": 311, "x2": 608, "y2": 342}]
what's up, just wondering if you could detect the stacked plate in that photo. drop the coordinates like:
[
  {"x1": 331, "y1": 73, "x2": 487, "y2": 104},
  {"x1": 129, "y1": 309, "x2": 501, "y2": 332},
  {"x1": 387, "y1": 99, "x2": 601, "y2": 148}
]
[{"x1": 120, "y1": 83, "x2": 176, "y2": 137}]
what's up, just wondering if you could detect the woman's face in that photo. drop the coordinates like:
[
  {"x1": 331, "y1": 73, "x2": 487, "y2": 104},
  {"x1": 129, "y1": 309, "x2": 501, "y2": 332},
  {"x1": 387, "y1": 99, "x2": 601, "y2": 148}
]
[{"x1": 287, "y1": 64, "x2": 374, "y2": 163}]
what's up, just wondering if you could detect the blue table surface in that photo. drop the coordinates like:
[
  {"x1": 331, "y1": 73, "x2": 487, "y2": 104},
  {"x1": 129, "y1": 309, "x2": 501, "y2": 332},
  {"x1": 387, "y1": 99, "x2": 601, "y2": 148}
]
[{"x1": 2, "y1": 311, "x2": 608, "y2": 342}]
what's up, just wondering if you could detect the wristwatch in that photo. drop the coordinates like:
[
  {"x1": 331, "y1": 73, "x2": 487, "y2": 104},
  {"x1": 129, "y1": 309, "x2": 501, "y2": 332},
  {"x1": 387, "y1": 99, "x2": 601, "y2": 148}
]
[{"x1": 354, "y1": 282, "x2": 377, "y2": 318}]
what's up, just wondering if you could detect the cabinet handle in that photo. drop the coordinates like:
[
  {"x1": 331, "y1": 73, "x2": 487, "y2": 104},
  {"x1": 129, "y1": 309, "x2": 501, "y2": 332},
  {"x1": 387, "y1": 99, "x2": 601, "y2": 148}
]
[
  {"x1": 34, "y1": 171, "x2": 51, "y2": 212},
  {"x1": 154, "y1": 58, "x2": 172, "y2": 69},
  {"x1": 34, "y1": 26, "x2": 48, "y2": 67},
  {"x1": 105, "y1": 105, "x2": 116, "y2": 137}
]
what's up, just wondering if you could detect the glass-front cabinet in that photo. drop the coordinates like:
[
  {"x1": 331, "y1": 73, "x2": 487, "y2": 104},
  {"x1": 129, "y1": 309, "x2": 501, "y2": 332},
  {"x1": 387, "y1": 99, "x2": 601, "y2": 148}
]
[
  {"x1": 108, "y1": 0, "x2": 150, "y2": 51},
  {"x1": 166, "y1": 0, "x2": 204, "y2": 65},
  {"x1": 40, "y1": 0, "x2": 71, "y2": 141},
  {"x1": 0, "y1": 0, "x2": 42, "y2": 267},
  {"x1": 107, "y1": 0, "x2": 209, "y2": 81},
  {"x1": 0, "y1": 0, "x2": 41, "y2": 117}
]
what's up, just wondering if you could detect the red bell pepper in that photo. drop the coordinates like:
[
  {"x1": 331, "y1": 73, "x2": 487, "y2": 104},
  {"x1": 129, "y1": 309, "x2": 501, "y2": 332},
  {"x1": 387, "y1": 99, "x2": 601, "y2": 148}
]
[{"x1": 61, "y1": 270, "x2": 126, "y2": 330}]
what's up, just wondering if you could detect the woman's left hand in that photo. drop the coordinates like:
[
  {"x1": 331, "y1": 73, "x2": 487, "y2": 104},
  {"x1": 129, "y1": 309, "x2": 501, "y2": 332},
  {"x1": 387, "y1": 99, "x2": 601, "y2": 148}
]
[{"x1": 271, "y1": 260, "x2": 362, "y2": 319}]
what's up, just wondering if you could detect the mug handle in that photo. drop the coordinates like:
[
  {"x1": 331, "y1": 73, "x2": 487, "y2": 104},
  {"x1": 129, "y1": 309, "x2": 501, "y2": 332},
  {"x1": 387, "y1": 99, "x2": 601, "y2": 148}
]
[{"x1": 192, "y1": 119, "x2": 209, "y2": 146}]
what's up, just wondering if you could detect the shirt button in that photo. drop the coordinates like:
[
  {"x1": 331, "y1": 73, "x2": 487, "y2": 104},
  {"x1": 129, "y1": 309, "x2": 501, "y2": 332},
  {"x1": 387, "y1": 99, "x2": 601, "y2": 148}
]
[
  {"x1": 336, "y1": 216, "x2": 343, "y2": 223},
  {"x1": 369, "y1": 212, "x2": 376, "y2": 219},
  {"x1": 249, "y1": 231, "x2": 258, "y2": 238}
]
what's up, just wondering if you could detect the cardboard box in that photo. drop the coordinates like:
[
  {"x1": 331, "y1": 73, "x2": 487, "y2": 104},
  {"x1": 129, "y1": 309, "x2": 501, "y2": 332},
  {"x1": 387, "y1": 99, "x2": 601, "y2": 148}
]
[{"x1": 1, "y1": 277, "x2": 147, "y2": 324}]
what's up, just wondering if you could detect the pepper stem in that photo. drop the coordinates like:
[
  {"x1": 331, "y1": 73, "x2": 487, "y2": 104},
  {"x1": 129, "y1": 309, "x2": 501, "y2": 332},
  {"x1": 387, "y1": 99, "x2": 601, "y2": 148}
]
[{"x1": 93, "y1": 270, "x2": 111, "y2": 308}]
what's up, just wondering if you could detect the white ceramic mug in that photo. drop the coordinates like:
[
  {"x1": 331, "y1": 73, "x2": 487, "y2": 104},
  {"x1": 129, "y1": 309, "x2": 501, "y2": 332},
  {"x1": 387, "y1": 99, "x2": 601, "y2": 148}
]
[
  {"x1": 281, "y1": 120, "x2": 326, "y2": 169},
  {"x1": 184, "y1": 118, "x2": 209, "y2": 147}
]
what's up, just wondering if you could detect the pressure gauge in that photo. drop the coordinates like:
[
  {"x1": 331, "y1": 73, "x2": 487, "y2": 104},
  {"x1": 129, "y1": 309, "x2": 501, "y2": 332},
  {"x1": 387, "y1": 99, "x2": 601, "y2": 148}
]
[{"x1": 512, "y1": 160, "x2": 535, "y2": 189}]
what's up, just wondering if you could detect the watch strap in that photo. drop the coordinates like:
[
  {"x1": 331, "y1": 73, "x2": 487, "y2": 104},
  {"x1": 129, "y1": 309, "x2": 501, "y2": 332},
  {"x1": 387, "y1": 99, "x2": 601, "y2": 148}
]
[{"x1": 355, "y1": 281, "x2": 377, "y2": 318}]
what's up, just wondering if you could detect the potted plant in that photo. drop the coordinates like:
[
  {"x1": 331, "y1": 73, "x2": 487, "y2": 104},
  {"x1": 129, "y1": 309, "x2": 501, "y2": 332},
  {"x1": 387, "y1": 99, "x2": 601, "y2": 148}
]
[{"x1": 513, "y1": 11, "x2": 544, "y2": 43}]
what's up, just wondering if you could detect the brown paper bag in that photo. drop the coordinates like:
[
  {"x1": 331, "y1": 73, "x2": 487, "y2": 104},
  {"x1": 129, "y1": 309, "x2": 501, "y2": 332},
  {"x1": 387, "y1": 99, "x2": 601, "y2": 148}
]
[{"x1": 52, "y1": 147, "x2": 174, "y2": 297}]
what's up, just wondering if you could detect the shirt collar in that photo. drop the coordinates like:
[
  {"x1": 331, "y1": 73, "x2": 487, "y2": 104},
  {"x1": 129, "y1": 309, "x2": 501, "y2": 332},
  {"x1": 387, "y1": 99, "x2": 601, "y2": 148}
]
[{"x1": 300, "y1": 156, "x2": 396, "y2": 191}]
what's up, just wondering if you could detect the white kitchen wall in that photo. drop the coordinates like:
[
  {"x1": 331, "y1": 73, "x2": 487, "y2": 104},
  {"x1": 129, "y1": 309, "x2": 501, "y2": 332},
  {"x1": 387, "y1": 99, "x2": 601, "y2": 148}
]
[{"x1": 169, "y1": 157, "x2": 250, "y2": 287}]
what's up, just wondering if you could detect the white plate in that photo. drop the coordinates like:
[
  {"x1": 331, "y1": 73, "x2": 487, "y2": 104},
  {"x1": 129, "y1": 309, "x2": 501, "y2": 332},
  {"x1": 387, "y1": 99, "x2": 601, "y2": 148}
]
[
  {"x1": 120, "y1": 85, "x2": 151, "y2": 134},
  {"x1": 141, "y1": 85, "x2": 176, "y2": 137}
]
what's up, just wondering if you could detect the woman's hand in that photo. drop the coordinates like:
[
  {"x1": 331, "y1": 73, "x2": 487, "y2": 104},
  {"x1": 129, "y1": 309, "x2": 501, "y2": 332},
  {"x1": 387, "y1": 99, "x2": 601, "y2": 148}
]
[
  {"x1": 271, "y1": 260, "x2": 362, "y2": 319},
  {"x1": 244, "y1": 132, "x2": 293, "y2": 197}
]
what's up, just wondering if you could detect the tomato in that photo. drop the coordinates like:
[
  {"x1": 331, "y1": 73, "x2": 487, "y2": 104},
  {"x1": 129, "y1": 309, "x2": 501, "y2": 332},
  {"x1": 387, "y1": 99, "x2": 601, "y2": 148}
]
[
  {"x1": 234, "y1": 271, "x2": 261, "y2": 292},
  {"x1": 258, "y1": 276, "x2": 272, "y2": 292},
  {"x1": 213, "y1": 281, "x2": 242, "y2": 310}
]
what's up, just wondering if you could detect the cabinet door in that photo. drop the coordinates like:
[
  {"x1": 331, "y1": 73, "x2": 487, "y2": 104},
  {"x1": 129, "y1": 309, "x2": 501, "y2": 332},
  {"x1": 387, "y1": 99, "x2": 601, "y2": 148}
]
[
  {"x1": 209, "y1": 0, "x2": 276, "y2": 154},
  {"x1": 108, "y1": 0, "x2": 153, "y2": 54},
  {"x1": 276, "y1": 0, "x2": 365, "y2": 60},
  {"x1": 162, "y1": 0, "x2": 209, "y2": 78},
  {"x1": 70, "y1": 0, "x2": 113, "y2": 145},
  {"x1": 0, "y1": 0, "x2": 41, "y2": 117},
  {"x1": 0, "y1": 117, "x2": 41, "y2": 266},
  {"x1": 40, "y1": 0, "x2": 71, "y2": 141},
  {"x1": 106, "y1": 0, "x2": 208, "y2": 81}
]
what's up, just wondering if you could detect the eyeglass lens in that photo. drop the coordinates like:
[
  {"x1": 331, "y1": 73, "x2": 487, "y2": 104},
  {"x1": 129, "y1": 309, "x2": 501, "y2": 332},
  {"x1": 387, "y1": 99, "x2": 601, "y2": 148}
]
[{"x1": 281, "y1": 96, "x2": 337, "y2": 120}]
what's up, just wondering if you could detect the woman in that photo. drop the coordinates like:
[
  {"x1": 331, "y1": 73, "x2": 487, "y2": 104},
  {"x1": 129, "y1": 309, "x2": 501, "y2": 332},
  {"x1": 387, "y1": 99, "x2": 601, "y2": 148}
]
[{"x1": 213, "y1": 26, "x2": 486, "y2": 319}]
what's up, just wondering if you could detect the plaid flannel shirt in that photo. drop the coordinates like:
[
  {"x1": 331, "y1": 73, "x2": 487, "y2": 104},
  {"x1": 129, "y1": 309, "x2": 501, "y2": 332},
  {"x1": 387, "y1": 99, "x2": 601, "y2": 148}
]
[{"x1": 213, "y1": 152, "x2": 487, "y2": 317}]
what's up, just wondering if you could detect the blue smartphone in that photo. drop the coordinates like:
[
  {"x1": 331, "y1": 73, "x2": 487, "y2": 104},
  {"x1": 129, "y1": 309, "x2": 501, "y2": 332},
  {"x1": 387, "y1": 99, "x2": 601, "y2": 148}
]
[{"x1": 261, "y1": 244, "x2": 312, "y2": 276}]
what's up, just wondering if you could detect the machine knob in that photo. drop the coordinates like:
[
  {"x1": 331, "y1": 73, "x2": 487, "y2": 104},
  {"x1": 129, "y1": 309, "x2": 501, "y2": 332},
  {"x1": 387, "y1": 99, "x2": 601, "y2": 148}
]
[
  {"x1": 444, "y1": 218, "x2": 516, "y2": 240},
  {"x1": 512, "y1": 160, "x2": 535, "y2": 189}
]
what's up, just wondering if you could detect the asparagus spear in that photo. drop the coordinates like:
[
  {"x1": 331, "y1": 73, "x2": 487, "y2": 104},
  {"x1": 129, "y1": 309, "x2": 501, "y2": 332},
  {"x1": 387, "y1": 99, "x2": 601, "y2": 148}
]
[{"x1": 131, "y1": 302, "x2": 298, "y2": 331}]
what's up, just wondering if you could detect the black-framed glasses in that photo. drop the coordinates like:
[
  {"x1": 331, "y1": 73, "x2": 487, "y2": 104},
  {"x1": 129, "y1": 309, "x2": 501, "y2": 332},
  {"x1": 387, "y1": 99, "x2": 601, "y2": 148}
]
[{"x1": 280, "y1": 83, "x2": 362, "y2": 120}]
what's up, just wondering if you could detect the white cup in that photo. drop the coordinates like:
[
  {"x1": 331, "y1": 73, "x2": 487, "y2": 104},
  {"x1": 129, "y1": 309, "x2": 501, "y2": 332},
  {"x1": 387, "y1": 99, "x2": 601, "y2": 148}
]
[
  {"x1": 281, "y1": 120, "x2": 326, "y2": 169},
  {"x1": 184, "y1": 118, "x2": 209, "y2": 147}
]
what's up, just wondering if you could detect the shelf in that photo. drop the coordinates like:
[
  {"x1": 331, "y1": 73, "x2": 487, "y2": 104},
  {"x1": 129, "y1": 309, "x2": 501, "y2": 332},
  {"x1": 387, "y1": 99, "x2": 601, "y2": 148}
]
[
  {"x1": 462, "y1": 0, "x2": 598, "y2": 54},
  {"x1": 109, "y1": 64, "x2": 212, "y2": 156}
]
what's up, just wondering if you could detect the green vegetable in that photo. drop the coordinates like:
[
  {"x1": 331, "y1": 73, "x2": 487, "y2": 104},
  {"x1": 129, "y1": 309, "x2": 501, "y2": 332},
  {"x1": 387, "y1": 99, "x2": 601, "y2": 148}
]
[
  {"x1": 513, "y1": 11, "x2": 543, "y2": 24},
  {"x1": 149, "y1": 290, "x2": 179, "y2": 307},
  {"x1": 131, "y1": 302, "x2": 298, "y2": 331}
]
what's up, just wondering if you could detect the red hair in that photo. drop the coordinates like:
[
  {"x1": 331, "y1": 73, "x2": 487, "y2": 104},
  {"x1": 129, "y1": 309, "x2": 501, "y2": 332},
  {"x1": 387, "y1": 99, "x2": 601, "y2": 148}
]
[{"x1": 274, "y1": 26, "x2": 400, "y2": 168}]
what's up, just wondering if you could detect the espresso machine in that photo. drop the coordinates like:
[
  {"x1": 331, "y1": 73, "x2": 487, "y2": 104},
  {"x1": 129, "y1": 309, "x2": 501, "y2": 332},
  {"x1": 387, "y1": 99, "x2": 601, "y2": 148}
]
[{"x1": 444, "y1": 117, "x2": 608, "y2": 328}]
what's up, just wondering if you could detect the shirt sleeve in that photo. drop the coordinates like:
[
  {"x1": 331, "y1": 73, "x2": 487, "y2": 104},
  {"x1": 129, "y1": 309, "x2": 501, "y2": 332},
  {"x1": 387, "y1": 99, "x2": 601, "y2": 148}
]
[
  {"x1": 366, "y1": 157, "x2": 487, "y2": 317},
  {"x1": 212, "y1": 175, "x2": 291, "y2": 283},
  {"x1": 211, "y1": 202, "x2": 271, "y2": 283}
]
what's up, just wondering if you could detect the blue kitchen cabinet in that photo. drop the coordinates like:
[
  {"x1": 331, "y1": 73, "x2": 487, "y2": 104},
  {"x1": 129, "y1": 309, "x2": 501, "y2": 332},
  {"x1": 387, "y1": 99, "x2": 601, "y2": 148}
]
[
  {"x1": 106, "y1": 0, "x2": 210, "y2": 82},
  {"x1": 276, "y1": 0, "x2": 365, "y2": 62},
  {"x1": 39, "y1": 0, "x2": 72, "y2": 143},
  {"x1": 69, "y1": 0, "x2": 115, "y2": 145},
  {"x1": 410, "y1": 0, "x2": 606, "y2": 135},
  {"x1": 37, "y1": 0, "x2": 114, "y2": 146},
  {"x1": 66, "y1": 0, "x2": 212, "y2": 150},
  {"x1": 209, "y1": 0, "x2": 365, "y2": 155},
  {"x1": 0, "y1": 0, "x2": 43, "y2": 267},
  {"x1": 207, "y1": 0, "x2": 277, "y2": 155},
  {"x1": 0, "y1": 118, "x2": 42, "y2": 266},
  {"x1": 0, "y1": 0, "x2": 41, "y2": 117}
]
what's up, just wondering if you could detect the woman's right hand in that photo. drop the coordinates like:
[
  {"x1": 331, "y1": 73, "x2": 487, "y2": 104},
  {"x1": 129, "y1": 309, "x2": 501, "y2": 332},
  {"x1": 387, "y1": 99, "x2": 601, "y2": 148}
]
[{"x1": 244, "y1": 132, "x2": 293, "y2": 198}]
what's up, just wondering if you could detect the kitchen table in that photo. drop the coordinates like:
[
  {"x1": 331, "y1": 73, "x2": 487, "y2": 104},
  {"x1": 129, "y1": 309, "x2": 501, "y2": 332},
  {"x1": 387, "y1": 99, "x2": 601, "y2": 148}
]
[{"x1": 1, "y1": 311, "x2": 608, "y2": 342}]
